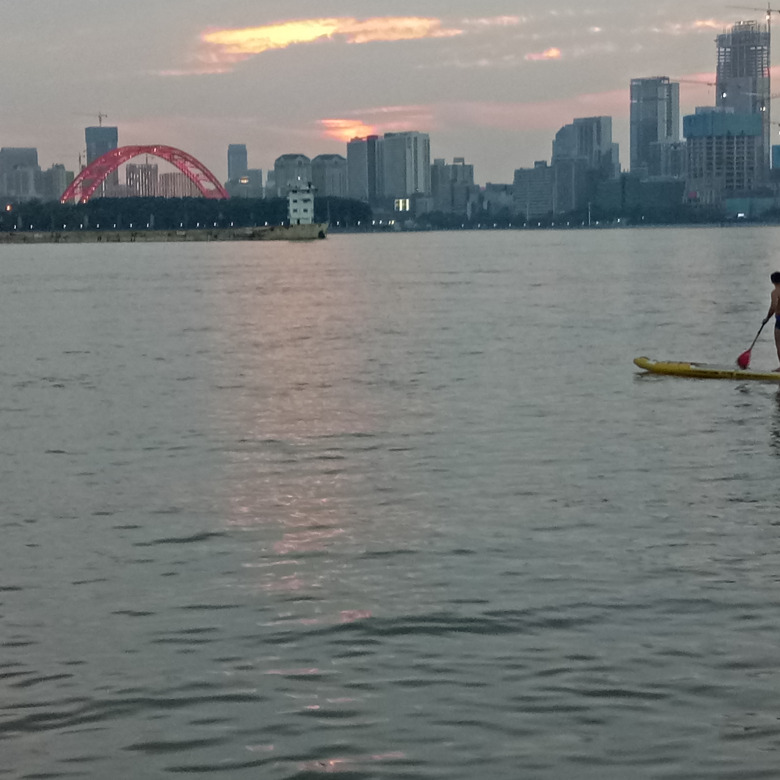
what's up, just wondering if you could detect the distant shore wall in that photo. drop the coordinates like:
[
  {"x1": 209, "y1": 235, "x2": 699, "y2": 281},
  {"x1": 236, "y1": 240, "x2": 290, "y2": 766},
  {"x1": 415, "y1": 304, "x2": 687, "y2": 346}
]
[{"x1": 0, "y1": 223, "x2": 327, "y2": 245}]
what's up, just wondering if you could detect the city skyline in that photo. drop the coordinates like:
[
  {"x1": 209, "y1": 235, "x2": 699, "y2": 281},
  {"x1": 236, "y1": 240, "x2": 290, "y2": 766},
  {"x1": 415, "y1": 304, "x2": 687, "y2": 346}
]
[{"x1": 0, "y1": 1, "x2": 774, "y2": 184}]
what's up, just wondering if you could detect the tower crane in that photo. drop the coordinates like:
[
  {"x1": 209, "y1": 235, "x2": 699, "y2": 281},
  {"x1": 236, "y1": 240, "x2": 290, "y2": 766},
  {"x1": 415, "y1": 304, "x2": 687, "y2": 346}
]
[
  {"x1": 74, "y1": 112, "x2": 109, "y2": 126},
  {"x1": 675, "y1": 78, "x2": 716, "y2": 86},
  {"x1": 728, "y1": 4, "x2": 780, "y2": 26}
]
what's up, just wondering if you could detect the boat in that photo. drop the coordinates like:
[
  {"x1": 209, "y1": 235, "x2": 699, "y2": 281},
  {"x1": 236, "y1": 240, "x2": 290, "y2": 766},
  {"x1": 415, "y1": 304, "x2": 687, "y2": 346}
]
[{"x1": 634, "y1": 356, "x2": 780, "y2": 382}]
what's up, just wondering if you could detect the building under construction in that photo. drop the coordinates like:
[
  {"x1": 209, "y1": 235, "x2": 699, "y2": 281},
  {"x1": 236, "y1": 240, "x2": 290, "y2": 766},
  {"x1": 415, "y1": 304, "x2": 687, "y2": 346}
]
[{"x1": 716, "y1": 20, "x2": 771, "y2": 175}]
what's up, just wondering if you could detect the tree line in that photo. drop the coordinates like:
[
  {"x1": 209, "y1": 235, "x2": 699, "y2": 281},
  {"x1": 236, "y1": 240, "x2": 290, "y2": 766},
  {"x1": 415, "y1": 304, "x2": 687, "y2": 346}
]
[{"x1": 0, "y1": 196, "x2": 373, "y2": 232}]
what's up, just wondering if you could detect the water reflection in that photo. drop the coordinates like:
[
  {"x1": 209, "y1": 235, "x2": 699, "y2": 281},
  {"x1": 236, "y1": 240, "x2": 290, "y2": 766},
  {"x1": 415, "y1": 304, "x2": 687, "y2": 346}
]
[{"x1": 214, "y1": 257, "x2": 384, "y2": 612}]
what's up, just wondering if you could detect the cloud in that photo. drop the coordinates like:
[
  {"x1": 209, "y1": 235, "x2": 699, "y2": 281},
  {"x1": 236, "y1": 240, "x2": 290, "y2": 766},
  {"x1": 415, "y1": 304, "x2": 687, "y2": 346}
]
[
  {"x1": 319, "y1": 119, "x2": 379, "y2": 143},
  {"x1": 317, "y1": 88, "x2": 633, "y2": 145},
  {"x1": 461, "y1": 16, "x2": 526, "y2": 28},
  {"x1": 319, "y1": 105, "x2": 436, "y2": 141},
  {"x1": 198, "y1": 17, "x2": 463, "y2": 71},
  {"x1": 524, "y1": 47, "x2": 562, "y2": 62},
  {"x1": 693, "y1": 19, "x2": 727, "y2": 30},
  {"x1": 648, "y1": 19, "x2": 733, "y2": 36}
]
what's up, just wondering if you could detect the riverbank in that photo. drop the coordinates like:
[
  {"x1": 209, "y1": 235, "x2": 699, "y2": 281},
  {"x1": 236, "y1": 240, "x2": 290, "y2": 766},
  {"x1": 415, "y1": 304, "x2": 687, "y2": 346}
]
[{"x1": 0, "y1": 222, "x2": 327, "y2": 244}]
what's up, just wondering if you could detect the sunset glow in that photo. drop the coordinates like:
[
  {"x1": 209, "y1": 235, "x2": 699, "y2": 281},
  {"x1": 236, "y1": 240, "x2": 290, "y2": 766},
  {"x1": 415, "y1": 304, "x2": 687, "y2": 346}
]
[
  {"x1": 525, "y1": 47, "x2": 562, "y2": 62},
  {"x1": 318, "y1": 104, "x2": 436, "y2": 141},
  {"x1": 320, "y1": 119, "x2": 379, "y2": 142},
  {"x1": 200, "y1": 17, "x2": 463, "y2": 69}
]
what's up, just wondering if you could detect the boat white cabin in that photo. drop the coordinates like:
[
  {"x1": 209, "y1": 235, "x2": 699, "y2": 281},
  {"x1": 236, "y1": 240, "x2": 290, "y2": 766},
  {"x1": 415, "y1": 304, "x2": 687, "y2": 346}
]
[{"x1": 287, "y1": 185, "x2": 314, "y2": 225}]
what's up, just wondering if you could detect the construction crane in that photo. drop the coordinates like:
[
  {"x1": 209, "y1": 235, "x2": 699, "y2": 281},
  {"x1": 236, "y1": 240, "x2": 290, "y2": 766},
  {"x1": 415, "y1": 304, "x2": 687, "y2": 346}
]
[
  {"x1": 675, "y1": 78, "x2": 716, "y2": 86},
  {"x1": 674, "y1": 78, "x2": 719, "y2": 100},
  {"x1": 74, "y1": 112, "x2": 109, "y2": 127},
  {"x1": 726, "y1": 4, "x2": 779, "y2": 65},
  {"x1": 728, "y1": 4, "x2": 780, "y2": 26}
]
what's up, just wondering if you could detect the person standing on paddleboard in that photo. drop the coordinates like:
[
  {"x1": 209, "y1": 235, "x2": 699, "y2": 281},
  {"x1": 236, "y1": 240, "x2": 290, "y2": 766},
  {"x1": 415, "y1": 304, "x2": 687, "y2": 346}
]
[{"x1": 761, "y1": 272, "x2": 780, "y2": 371}]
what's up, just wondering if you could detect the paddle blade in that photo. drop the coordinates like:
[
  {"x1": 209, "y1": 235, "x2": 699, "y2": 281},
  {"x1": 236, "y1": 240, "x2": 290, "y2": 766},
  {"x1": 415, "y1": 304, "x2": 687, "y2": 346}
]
[{"x1": 737, "y1": 349, "x2": 752, "y2": 369}]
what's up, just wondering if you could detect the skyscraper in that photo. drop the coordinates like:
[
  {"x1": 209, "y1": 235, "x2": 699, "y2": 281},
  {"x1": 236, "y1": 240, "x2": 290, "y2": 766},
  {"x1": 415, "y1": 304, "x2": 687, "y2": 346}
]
[
  {"x1": 716, "y1": 20, "x2": 770, "y2": 173},
  {"x1": 551, "y1": 116, "x2": 619, "y2": 214},
  {"x1": 630, "y1": 77, "x2": 680, "y2": 176},
  {"x1": 85, "y1": 126, "x2": 118, "y2": 164},
  {"x1": 381, "y1": 131, "x2": 431, "y2": 200},
  {"x1": 227, "y1": 144, "x2": 248, "y2": 181},
  {"x1": 553, "y1": 117, "x2": 619, "y2": 176},
  {"x1": 347, "y1": 135, "x2": 382, "y2": 203},
  {"x1": 85, "y1": 126, "x2": 119, "y2": 193}
]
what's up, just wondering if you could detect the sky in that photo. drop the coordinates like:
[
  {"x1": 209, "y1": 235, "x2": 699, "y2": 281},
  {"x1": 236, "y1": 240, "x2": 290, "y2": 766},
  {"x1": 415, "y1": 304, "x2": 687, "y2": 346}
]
[{"x1": 0, "y1": 0, "x2": 770, "y2": 184}]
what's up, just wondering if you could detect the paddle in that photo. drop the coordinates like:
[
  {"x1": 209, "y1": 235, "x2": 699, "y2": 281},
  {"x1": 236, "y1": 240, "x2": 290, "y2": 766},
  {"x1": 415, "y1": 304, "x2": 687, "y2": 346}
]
[{"x1": 737, "y1": 320, "x2": 767, "y2": 369}]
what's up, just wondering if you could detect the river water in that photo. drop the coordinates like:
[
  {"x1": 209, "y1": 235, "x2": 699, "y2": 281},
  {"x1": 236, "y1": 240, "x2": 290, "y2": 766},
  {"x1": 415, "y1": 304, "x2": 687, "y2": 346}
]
[{"x1": 2, "y1": 227, "x2": 780, "y2": 779}]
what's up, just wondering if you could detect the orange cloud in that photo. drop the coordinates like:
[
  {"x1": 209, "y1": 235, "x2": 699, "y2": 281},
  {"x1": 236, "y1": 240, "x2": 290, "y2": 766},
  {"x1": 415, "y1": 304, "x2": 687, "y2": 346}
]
[
  {"x1": 320, "y1": 119, "x2": 379, "y2": 142},
  {"x1": 200, "y1": 17, "x2": 463, "y2": 70},
  {"x1": 693, "y1": 19, "x2": 726, "y2": 30},
  {"x1": 318, "y1": 105, "x2": 436, "y2": 141},
  {"x1": 524, "y1": 47, "x2": 562, "y2": 62}
]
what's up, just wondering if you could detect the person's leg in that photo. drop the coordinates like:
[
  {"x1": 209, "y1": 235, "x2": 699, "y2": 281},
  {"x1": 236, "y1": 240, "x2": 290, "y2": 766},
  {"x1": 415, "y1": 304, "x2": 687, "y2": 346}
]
[{"x1": 774, "y1": 322, "x2": 780, "y2": 369}]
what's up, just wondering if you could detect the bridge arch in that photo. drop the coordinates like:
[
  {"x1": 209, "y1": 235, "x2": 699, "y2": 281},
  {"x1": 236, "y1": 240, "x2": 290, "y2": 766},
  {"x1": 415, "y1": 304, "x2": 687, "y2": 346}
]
[{"x1": 61, "y1": 145, "x2": 229, "y2": 204}]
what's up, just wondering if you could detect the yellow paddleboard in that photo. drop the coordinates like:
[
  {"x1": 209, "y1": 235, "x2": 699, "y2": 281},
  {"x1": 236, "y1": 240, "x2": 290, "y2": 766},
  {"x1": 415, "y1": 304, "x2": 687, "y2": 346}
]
[{"x1": 634, "y1": 356, "x2": 780, "y2": 382}]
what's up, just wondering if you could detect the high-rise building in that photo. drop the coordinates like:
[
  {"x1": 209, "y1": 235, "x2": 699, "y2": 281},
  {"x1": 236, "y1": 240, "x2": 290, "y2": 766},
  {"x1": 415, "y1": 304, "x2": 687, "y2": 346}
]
[
  {"x1": 39, "y1": 164, "x2": 74, "y2": 202},
  {"x1": 716, "y1": 20, "x2": 770, "y2": 173},
  {"x1": 273, "y1": 154, "x2": 312, "y2": 198},
  {"x1": 551, "y1": 116, "x2": 619, "y2": 214},
  {"x1": 227, "y1": 144, "x2": 248, "y2": 181},
  {"x1": 553, "y1": 117, "x2": 619, "y2": 176},
  {"x1": 225, "y1": 169, "x2": 263, "y2": 198},
  {"x1": 126, "y1": 163, "x2": 159, "y2": 197},
  {"x1": 85, "y1": 126, "x2": 119, "y2": 194},
  {"x1": 0, "y1": 147, "x2": 38, "y2": 172},
  {"x1": 483, "y1": 183, "x2": 514, "y2": 218},
  {"x1": 513, "y1": 161, "x2": 554, "y2": 219},
  {"x1": 630, "y1": 77, "x2": 681, "y2": 177},
  {"x1": 159, "y1": 172, "x2": 201, "y2": 198},
  {"x1": 265, "y1": 170, "x2": 276, "y2": 198},
  {"x1": 347, "y1": 135, "x2": 382, "y2": 203},
  {"x1": 684, "y1": 107, "x2": 763, "y2": 205},
  {"x1": 0, "y1": 148, "x2": 41, "y2": 201},
  {"x1": 312, "y1": 154, "x2": 348, "y2": 197},
  {"x1": 647, "y1": 141, "x2": 686, "y2": 180},
  {"x1": 431, "y1": 158, "x2": 477, "y2": 215},
  {"x1": 382, "y1": 131, "x2": 431, "y2": 200},
  {"x1": 85, "y1": 126, "x2": 118, "y2": 164}
]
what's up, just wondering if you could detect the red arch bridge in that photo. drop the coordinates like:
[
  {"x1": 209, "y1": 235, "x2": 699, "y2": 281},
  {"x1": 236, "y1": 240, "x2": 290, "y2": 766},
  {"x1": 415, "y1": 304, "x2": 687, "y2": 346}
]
[{"x1": 60, "y1": 145, "x2": 229, "y2": 204}]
